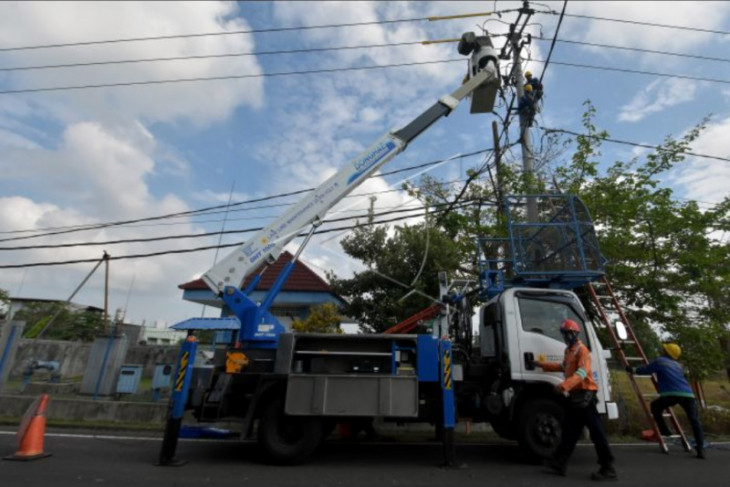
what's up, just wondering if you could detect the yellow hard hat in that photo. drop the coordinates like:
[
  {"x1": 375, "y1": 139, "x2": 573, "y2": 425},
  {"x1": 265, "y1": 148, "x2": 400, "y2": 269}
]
[
  {"x1": 524, "y1": 84, "x2": 533, "y2": 92},
  {"x1": 525, "y1": 70, "x2": 532, "y2": 78},
  {"x1": 662, "y1": 343, "x2": 681, "y2": 360}
]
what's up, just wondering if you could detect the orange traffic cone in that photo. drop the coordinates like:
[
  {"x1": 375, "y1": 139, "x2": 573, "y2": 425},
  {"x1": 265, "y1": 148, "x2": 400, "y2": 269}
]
[{"x1": 4, "y1": 393, "x2": 52, "y2": 461}]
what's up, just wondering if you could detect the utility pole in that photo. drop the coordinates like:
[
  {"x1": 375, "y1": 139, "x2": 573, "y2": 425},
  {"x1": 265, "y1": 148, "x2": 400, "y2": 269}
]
[{"x1": 507, "y1": 1, "x2": 538, "y2": 223}]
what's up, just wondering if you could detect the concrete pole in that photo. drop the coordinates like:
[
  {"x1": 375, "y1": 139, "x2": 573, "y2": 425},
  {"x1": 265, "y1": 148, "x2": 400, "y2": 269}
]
[{"x1": 512, "y1": 36, "x2": 538, "y2": 223}]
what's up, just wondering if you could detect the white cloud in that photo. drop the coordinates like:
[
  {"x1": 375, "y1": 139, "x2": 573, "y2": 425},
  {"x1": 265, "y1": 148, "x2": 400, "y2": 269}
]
[
  {"x1": 671, "y1": 116, "x2": 730, "y2": 204},
  {"x1": 618, "y1": 78, "x2": 697, "y2": 122},
  {"x1": 0, "y1": 121, "x2": 216, "y2": 325},
  {"x1": 569, "y1": 1, "x2": 730, "y2": 66},
  {"x1": 0, "y1": 2, "x2": 264, "y2": 125}
]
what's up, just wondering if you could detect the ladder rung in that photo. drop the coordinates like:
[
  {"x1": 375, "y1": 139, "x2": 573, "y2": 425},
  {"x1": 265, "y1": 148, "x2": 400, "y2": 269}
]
[
  {"x1": 618, "y1": 339, "x2": 636, "y2": 344},
  {"x1": 625, "y1": 357, "x2": 645, "y2": 361},
  {"x1": 643, "y1": 393, "x2": 659, "y2": 398}
]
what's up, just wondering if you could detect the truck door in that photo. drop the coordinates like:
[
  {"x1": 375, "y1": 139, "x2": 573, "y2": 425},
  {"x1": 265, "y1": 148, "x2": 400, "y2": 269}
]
[{"x1": 512, "y1": 290, "x2": 614, "y2": 416}]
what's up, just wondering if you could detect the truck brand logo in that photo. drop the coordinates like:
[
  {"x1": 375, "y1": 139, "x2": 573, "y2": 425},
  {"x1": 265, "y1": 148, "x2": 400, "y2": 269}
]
[{"x1": 347, "y1": 140, "x2": 397, "y2": 185}]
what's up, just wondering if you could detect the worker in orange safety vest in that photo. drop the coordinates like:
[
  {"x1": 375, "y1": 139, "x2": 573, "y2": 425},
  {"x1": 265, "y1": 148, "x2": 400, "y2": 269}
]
[{"x1": 534, "y1": 319, "x2": 617, "y2": 481}]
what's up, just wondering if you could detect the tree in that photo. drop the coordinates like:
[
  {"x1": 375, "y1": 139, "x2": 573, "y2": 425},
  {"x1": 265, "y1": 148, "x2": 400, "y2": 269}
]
[
  {"x1": 17, "y1": 301, "x2": 105, "y2": 342},
  {"x1": 0, "y1": 288, "x2": 9, "y2": 319},
  {"x1": 328, "y1": 100, "x2": 729, "y2": 380},
  {"x1": 549, "y1": 102, "x2": 729, "y2": 380},
  {"x1": 291, "y1": 303, "x2": 343, "y2": 333},
  {"x1": 328, "y1": 199, "x2": 462, "y2": 332}
]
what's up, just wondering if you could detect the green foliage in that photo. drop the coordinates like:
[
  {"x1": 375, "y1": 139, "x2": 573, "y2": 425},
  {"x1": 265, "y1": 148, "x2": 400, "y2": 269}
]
[
  {"x1": 330, "y1": 100, "x2": 728, "y2": 380},
  {"x1": 664, "y1": 321, "x2": 726, "y2": 381},
  {"x1": 0, "y1": 288, "x2": 9, "y2": 319},
  {"x1": 16, "y1": 301, "x2": 105, "y2": 341},
  {"x1": 291, "y1": 303, "x2": 343, "y2": 333},
  {"x1": 328, "y1": 217, "x2": 461, "y2": 333},
  {"x1": 552, "y1": 102, "x2": 729, "y2": 379}
]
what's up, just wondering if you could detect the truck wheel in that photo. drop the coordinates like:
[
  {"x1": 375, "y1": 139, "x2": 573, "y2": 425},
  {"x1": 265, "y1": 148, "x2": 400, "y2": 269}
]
[
  {"x1": 257, "y1": 398, "x2": 323, "y2": 465},
  {"x1": 517, "y1": 398, "x2": 564, "y2": 461}
]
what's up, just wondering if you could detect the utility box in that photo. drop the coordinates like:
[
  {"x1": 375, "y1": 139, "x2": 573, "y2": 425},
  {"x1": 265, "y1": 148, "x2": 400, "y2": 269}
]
[
  {"x1": 116, "y1": 364, "x2": 143, "y2": 395},
  {"x1": 152, "y1": 363, "x2": 172, "y2": 389}
]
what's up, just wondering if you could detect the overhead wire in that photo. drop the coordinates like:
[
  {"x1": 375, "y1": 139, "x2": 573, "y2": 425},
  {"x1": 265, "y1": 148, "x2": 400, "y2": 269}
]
[
  {"x1": 0, "y1": 40, "x2": 429, "y2": 72},
  {"x1": 0, "y1": 58, "x2": 466, "y2": 95},
  {"x1": 538, "y1": 127, "x2": 730, "y2": 163},
  {"x1": 538, "y1": 0, "x2": 567, "y2": 84},
  {"x1": 534, "y1": 36, "x2": 730, "y2": 65},
  {"x1": 0, "y1": 199, "x2": 490, "y2": 269},
  {"x1": 528, "y1": 58, "x2": 730, "y2": 86},
  {"x1": 539, "y1": 9, "x2": 730, "y2": 37},
  {"x1": 0, "y1": 149, "x2": 492, "y2": 240},
  {"x1": 0, "y1": 11, "x2": 512, "y2": 53},
  {"x1": 0, "y1": 187, "x2": 480, "y2": 251}
]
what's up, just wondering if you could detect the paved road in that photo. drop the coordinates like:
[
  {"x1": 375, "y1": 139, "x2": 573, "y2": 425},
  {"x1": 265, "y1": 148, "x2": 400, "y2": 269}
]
[{"x1": 1, "y1": 429, "x2": 728, "y2": 487}]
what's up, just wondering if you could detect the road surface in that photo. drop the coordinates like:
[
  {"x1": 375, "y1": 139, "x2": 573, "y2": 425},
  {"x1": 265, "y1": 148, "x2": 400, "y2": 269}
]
[{"x1": 1, "y1": 429, "x2": 727, "y2": 486}]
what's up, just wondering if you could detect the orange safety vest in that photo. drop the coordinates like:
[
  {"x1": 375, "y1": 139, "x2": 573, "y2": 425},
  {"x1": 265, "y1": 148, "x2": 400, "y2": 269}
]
[{"x1": 541, "y1": 339, "x2": 598, "y2": 393}]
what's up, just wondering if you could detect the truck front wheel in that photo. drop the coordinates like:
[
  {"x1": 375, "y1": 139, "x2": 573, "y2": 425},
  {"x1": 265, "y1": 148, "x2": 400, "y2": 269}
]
[
  {"x1": 257, "y1": 398, "x2": 323, "y2": 464},
  {"x1": 517, "y1": 397, "x2": 564, "y2": 461}
]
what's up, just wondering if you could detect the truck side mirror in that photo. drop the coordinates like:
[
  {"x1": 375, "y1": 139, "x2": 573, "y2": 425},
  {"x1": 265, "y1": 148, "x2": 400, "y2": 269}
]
[{"x1": 615, "y1": 321, "x2": 628, "y2": 340}]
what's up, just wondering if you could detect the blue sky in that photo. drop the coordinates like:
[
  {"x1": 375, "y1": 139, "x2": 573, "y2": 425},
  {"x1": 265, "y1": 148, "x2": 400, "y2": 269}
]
[{"x1": 0, "y1": 1, "x2": 728, "y2": 327}]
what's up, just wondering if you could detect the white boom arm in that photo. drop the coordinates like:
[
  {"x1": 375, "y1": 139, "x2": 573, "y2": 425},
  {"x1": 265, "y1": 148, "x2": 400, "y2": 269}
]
[{"x1": 203, "y1": 63, "x2": 499, "y2": 294}]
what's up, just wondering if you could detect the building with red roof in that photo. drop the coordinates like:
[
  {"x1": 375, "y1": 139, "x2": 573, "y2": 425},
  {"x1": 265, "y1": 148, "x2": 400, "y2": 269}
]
[{"x1": 178, "y1": 251, "x2": 345, "y2": 329}]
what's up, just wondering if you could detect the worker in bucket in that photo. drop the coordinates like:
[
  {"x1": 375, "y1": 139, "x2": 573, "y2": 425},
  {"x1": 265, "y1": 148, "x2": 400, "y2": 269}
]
[
  {"x1": 626, "y1": 343, "x2": 706, "y2": 459},
  {"x1": 534, "y1": 319, "x2": 617, "y2": 481}
]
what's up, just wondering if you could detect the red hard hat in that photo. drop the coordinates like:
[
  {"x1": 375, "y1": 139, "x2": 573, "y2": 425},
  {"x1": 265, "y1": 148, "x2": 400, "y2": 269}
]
[{"x1": 560, "y1": 319, "x2": 580, "y2": 333}]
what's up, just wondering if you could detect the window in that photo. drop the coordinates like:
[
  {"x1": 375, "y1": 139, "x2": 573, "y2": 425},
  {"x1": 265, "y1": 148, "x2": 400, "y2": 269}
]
[
  {"x1": 517, "y1": 296, "x2": 590, "y2": 349},
  {"x1": 481, "y1": 303, "x2": 498, "y2": 358}
]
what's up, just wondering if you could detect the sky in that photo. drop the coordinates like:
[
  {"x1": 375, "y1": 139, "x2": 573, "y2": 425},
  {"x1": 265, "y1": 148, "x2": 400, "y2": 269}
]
[{"x1": 0, "y1": 1, "x2": 729, "y2": 329}]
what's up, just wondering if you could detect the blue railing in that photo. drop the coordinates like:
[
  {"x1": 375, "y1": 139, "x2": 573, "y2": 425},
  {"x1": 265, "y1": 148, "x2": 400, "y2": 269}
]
[{"x1": 477, "y1": 195, "x2": 606, "y2": 297}]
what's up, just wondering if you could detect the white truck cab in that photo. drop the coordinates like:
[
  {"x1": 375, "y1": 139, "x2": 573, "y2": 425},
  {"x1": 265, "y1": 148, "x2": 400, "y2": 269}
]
[{"x1": 479, "y1": 286, "x2": 618, "y2": 458}]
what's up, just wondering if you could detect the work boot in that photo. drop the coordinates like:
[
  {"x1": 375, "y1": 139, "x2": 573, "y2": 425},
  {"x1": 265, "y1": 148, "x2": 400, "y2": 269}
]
[
  {"x1": 543, "y1": 458, "x2": 566, "y2": 477},
  {"x1": 696, "y1": 448, "x2": 705, "y2": 459},
  {"x1": 590, "y1": 466, "x2": 618, "y2": 481}
]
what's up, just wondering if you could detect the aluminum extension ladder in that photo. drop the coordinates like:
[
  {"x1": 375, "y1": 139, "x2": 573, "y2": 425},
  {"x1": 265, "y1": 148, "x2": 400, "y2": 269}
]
[{"x1": 586, "y1": 276, "x2": 691, "y2": 454}]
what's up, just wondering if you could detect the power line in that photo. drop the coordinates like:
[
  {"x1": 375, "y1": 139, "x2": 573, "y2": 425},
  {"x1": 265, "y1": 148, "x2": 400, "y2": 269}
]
[
  {"x1": 529, "y1": 58, "x2": 730, "y2": 85},
  {"x1": 540, "y1": 9, "x2": 730, "y2": 36},
  {"x1": 0, "y1": 200, "x2": 487, "y2": 269},
  {"x1": 0, "y1": 149, "x2": 491, "y2": 240},
  {"x1": 535, "y1": 36, "x2": 730, "y2": 65},
  {"x1": 0, "y1": 195, "x2": 480, "y2": 252},
  {"x1": 539, "y1": 127, "x2": 730, "y2": 163},
  {"x1": 0, "y1": 10, "x2": 504, "y2": 53},
  {"x1": 538, "y1": 0, "x2": 567, "y2": 83},
  {"x1": 0, "y1": 58, "x2": 465, "y2": 95},
  {"x1": 10, "y1": 49, "x2": 730, "y2": 97},
  {"x1": 0, "y1": 40, "x2": 428, "y2": 72}
]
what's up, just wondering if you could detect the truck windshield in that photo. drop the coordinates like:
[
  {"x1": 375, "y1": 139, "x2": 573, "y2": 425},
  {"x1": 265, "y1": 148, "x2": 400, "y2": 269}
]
[{"x1": 517, "y1": 296, "x2": 590, "y2": 350}]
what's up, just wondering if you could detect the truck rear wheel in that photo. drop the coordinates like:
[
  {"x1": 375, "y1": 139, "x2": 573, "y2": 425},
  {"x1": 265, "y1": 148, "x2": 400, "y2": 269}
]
[
  {"x1": 257, "y1": 398, "x2": 323, "y2": 464},
  {"x1": 517, "y1": 397, "x2": 564, "y2": 461}
]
